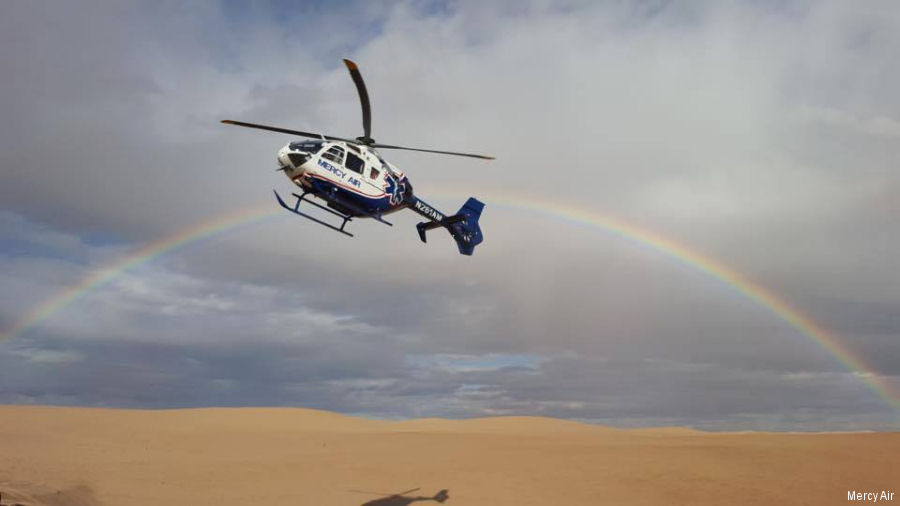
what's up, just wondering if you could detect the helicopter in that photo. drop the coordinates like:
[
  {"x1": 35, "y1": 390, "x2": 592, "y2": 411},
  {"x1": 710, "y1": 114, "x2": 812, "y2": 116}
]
[
  {"x1": 221, "y1": 59, "x2": 493, "y2": 255},
  {"x1": 350, "y1": 487, "x2": 450, "y2": 506}
]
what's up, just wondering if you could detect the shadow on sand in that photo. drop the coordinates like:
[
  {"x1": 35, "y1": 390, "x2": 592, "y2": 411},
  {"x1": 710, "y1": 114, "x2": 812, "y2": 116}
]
[{"x1": 357, "y1": 488, "x2": 449, "y2": 506}]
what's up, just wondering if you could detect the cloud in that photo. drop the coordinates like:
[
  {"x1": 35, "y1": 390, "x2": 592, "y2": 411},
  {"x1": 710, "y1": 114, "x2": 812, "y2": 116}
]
[
  {"x1": 0, "y1": 0, "x2": 898, "y2": 429},
  {"x1": 7, "y1": 347, "x2": 84, "y2": 364},
  {"x1": 794, "y1": 106, "x2": 900, "y2": 138}
]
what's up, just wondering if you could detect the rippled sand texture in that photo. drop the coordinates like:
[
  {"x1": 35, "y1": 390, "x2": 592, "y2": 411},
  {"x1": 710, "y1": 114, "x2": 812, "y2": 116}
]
[{"x1": 0, "y1": 406, "x2": 897, "y2": 505}]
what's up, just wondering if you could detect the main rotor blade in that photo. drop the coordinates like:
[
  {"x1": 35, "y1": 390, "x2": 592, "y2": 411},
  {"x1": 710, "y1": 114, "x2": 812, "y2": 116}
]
[
  {"x1": 347, "y1": 488, "x2": 419, "y2": 496},
  {"x1": 372, "y1": 143, "x2": 495, "y2": 160},
  {"x1": 343, "y1": 59, "x2": 372, "y2": 142},
  {"x1": 347, "y1": 490, "x2": 387, "y2": 496},
  {"x1": 220, "y1": 120, "x2": 352, "y2": 142},
  {"x1": 222, "y1": 119, "x2": 494, "y2": 160}
]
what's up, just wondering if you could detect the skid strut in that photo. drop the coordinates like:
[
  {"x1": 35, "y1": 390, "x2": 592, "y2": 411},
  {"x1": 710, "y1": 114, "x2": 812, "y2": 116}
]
[{"x1": 274, "y1": 190, "x2": 354, "y2": 237}]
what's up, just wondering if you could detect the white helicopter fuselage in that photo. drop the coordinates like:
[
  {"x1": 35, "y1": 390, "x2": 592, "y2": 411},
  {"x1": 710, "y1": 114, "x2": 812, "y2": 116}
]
[
  {"x1": 221, "y1": 58, "x2": 489, "y2": 254},
  {"x1": 276, "y1": 141, "x2": 411, "y2": 215}
]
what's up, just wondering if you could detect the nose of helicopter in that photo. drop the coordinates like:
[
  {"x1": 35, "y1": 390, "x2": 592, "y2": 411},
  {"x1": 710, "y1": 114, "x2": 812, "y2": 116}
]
[
  {"x1": 277, "y1": 145, "x2": 311, "y2": 176},
  {"x1": 277, "y1": 146, "x2": 292, "y2": 170}
]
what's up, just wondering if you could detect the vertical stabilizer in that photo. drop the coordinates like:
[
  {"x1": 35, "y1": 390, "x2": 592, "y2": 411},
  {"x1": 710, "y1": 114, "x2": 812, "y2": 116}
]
[{"x1": 412, "y1": 197, "x2": 485, "y2": 256}]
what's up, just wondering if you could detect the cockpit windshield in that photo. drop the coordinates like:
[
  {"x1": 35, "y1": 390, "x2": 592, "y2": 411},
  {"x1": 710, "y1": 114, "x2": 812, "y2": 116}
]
[{"x1": 289, "y1": 141, "x2": 323, "y2": 153}]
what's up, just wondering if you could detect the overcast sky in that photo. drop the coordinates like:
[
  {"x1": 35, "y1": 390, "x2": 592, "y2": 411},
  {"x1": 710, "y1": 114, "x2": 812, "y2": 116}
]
[{"x1": 1, "y1": 0, "x2": 898, "y2": 430}]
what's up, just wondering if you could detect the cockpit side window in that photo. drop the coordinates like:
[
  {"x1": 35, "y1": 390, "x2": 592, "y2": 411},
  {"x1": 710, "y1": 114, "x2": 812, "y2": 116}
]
[
  {"x1": 322, "y1": 145, "x2": 345, "y2": 165},
  {"x1": 345, "y1": 152, "x2": 364, "y2": 174},
  {"x1": 369, "y1": 167, "x2": 380, "y2": 180}
]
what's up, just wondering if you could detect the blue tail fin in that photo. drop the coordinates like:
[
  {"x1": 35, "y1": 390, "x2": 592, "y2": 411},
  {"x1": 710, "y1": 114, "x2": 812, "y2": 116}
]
[
  {"x1": 415, "y1": 197, "x2": 484, "y2": 256},
  {"x1": 449, "y1": 198, "x2": 484, "y2": 255}
]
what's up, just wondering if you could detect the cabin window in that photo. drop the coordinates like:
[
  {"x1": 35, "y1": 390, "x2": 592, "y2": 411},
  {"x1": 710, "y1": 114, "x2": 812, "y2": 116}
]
[
  {"x1": 369, "y1": 167, "x2": 380, "y2": 180},
  {"x1": 322, "y1": 146, "x2": 345, "y2": 165},
  {"x1": 345, "y1": 152, "x2": 364, "y2": 174}
]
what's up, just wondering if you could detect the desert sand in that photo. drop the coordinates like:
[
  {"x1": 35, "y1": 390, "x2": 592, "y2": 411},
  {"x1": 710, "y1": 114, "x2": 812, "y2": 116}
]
[{"x1": 0, "y1": 406, "x2": 896, "y2": 505}]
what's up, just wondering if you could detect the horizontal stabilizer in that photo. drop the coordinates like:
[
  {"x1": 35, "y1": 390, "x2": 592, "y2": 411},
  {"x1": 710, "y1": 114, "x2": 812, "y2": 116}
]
[{"x1": 414, "y1": 197, "x2": 484, "y2": 255}]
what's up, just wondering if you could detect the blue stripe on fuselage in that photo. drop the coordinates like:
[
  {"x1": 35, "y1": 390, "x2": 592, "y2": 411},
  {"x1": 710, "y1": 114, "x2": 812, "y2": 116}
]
[{"x1": 308, "y1": 177, "x2": 397, "y2": 216}]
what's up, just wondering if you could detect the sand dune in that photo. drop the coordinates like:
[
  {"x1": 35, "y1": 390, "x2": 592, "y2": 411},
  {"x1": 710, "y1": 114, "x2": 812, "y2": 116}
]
[{"x1": 0, "y1": 406, "x2": 896, "y2": 505}]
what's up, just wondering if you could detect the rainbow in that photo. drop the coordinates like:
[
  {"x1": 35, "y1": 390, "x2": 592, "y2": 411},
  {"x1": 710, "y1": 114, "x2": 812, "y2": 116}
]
[
  {"x1": 1, "y1": 204, "x2": 280, "y2": 343},
  {"x1": 484, "y1": 194, "x2": 899, "y2": 412},
  {"x1": 3, "y1": 192, "x2": 898, "y2": 413}
]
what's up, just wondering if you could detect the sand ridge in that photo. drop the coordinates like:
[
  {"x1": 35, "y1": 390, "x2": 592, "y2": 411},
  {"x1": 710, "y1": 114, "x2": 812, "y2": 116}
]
[{"x1": 1, "y1": 406, "x2": 897, "y2": 505}]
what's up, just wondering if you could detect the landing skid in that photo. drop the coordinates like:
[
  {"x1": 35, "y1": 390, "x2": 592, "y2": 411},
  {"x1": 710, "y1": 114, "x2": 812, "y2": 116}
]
[{"x1": 273, "y1": 189, "x2": 393, "y2": 237}]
